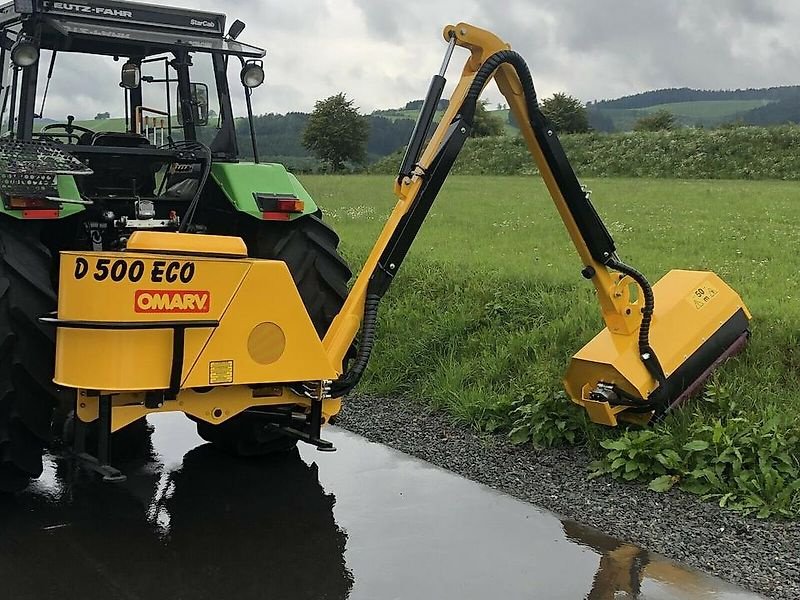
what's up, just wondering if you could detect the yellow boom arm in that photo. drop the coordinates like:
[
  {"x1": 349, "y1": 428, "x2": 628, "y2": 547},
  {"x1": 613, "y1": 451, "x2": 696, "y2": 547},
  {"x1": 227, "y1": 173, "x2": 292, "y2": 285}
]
[{"x1": 323, "y1": 23, "x2": 750, "y2": 424}]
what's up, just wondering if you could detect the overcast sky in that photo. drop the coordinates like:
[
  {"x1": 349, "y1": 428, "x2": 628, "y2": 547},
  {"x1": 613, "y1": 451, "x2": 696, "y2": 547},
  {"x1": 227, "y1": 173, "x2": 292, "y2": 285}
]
[{"x1": 34, "y1": 0, "x2": 800, "y2": 120}]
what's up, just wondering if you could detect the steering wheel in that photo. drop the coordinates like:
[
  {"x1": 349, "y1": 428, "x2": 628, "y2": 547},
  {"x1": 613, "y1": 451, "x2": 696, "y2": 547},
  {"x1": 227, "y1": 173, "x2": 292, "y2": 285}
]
[{"x1": 39, "y1": 120, "x2": 96, "y2": 144}]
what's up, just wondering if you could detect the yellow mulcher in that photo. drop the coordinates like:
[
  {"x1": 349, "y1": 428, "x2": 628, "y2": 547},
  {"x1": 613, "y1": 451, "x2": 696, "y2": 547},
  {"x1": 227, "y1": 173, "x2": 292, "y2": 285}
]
[{"x1": 38, "y1": 23, "x2": 749, "y2": 483}]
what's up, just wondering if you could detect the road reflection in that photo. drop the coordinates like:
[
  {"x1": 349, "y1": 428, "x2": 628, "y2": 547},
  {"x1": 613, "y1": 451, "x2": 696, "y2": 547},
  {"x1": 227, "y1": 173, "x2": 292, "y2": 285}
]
[
  {"x1": 0, "y1": 424, "x2": 353, "y2": 600},
  {"x1": 0, "y1": 416, "x2": 760, "y2": 600}
]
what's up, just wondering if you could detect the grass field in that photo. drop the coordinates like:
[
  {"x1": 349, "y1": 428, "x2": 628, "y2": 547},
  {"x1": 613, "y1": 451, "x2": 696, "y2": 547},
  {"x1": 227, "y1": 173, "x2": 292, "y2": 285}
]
[
  {"x1": 33, "y1": 117, "x2": 127, "y2": 132},
  {"x1": 643, "y1": 100, "x2": 773, "y2": 119},
  {"x1": 300, "y1": 174, "x2": 800, "y2": 518}
]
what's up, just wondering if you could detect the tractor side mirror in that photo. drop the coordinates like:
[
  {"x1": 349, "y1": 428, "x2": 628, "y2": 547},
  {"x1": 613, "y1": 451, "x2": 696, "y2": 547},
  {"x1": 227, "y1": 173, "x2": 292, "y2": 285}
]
[
  {"x1": 191, "y1": 83, "x2": 210, "y2": 126},
  {"x1": 177, "y1": 83, "x2": 209, "y2": 127},
  {"x1": 120, "y1": 62, "x2": 140, "y2": 89}
]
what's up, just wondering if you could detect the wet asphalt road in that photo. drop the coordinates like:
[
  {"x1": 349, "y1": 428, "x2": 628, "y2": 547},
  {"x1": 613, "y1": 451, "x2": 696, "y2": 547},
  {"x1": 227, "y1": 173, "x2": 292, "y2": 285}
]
[{"x1": 0, "y1": 414, "x2": 763, "y2": 600}]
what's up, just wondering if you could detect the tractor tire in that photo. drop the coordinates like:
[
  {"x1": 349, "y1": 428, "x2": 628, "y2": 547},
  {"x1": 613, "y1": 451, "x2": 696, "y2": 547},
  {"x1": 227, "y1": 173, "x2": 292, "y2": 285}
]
[
  {"x1": 195, "y1": 213, "x2": 351, "y2": 455},
  {"x1": 0, "y1": 218, "x2": 66, "y2": 493}
]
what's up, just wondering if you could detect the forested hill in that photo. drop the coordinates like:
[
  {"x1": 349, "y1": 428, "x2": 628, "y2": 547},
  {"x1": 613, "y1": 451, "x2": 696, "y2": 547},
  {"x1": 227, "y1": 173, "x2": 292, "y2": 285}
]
[
  {"x1": 591, "y1": 86, "x2": 800, "y2": 109},
  {"x1": 586, "y1": 86, "x2": 800, "y2": 131}
]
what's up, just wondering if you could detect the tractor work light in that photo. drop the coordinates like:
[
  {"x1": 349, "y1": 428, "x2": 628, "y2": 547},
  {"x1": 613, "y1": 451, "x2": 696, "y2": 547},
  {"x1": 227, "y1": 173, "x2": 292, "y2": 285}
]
[
  {"x1": 227, "y1": 19, "x2": 246, "y2": 41},
  {"x1": 10, "y1": 35, "x2": 38, "y2": 67},
  {"x1": 240, "y1": 61, "x2": 265, "y2": 88}
]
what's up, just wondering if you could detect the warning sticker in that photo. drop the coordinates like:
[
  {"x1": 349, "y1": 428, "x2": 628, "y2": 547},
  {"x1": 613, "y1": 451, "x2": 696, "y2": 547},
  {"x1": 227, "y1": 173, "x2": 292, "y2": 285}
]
[
  {"x1": 209, "y1": 360, "x2": 234, "y2": 384},
  {"x1": 687, "y1": 282, "x2": 720, "y2": 310}
]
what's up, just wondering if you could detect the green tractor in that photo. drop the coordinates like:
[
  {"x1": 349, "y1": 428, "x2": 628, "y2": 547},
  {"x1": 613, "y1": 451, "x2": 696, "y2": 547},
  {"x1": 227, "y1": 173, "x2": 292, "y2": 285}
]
[{"x1": 0, "y1": 0, "x2": 350, "y2": 491}]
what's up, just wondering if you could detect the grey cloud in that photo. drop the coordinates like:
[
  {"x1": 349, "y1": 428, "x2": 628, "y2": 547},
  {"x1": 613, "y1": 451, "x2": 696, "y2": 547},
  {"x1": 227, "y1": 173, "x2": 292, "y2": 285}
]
[
  {"x1": 23, "y1": 0, "x2": 800, "y2": 119},
  {"x1": 466, "y1": 0, "x2": 800, "y2": 101}
]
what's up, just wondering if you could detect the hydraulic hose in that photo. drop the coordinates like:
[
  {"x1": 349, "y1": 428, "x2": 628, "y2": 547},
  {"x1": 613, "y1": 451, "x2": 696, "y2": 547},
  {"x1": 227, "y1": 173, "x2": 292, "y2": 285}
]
[
  {"x1": 172, "y1": 140, "x2": 212, "y2": 233},
  {"x1": 606, "y1": 258, "x2": 668, "y2": 405},
  {"x1": 328, "y1": 292, "x2": 380, "y2": 397},
  {"x1": 460, "y1": 50, "x2": 538, "y2": 124}
]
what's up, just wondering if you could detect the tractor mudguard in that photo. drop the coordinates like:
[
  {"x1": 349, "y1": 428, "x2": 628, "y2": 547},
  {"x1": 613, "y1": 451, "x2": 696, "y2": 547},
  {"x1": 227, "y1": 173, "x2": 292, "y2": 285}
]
[
  {"x1": 210, "y1": 162, "x2": 319, "y2": 220},
  {"x1": 0, "y1": 175, "x2": 85, "y2": 219}
]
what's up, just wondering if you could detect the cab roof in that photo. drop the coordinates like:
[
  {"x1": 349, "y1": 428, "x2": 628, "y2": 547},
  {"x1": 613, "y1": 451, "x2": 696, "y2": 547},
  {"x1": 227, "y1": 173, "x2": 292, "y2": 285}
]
[{"x1": 0, "y1": 0, "x2": 265, "y2": 57}]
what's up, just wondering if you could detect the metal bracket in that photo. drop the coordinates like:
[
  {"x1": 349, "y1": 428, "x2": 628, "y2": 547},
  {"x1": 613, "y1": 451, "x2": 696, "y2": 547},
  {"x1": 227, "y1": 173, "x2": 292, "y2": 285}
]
[
  {"x1": 260, "y1": 382, "x2": 336, "y2": 452},
  {"x1": 70, "y1": 395, "x2": 127, "y2": 483}
]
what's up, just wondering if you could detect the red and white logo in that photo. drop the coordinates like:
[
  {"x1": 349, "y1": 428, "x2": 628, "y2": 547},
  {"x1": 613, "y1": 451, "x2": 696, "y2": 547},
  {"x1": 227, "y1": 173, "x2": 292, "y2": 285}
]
[{"x1": 134, "y1": 290, "x2": 210, "y2": 313}]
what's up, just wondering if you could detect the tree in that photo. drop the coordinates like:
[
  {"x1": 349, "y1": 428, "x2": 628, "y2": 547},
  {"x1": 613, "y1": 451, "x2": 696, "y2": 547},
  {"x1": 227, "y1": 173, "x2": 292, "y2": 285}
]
[
  {"x1": 471, "y1": 100, "x2": 504, "y2": 137},
  {"x1": 94, "y1": 112, "x2": 110, "y2": 120},
  {"x1": 633, "y1": 109, "x2": 677, "y2": 132},
  {"x1": 540, "y1": 92, "x2": 589, "y2": 133},
  {"x1": 302, "y1": 93, "x2": 369, "y2": 172}
]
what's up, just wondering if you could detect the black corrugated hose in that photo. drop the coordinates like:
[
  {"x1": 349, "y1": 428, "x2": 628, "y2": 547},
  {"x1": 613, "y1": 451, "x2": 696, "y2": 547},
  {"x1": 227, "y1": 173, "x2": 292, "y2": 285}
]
[
  {"x1": 328, "y1": 293, "x2": 380, "y2": 397},
  {"x1": 606, "y1": 258, "x2": 668, "y2": 404}
]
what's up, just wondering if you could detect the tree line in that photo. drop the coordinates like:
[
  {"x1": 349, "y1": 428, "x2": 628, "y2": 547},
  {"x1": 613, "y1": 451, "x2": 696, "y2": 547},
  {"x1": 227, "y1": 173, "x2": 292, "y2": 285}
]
[
  {"x1": 591, "y1": 86, "x2": 800, "y2": 109},
  {"x1": 241, "y1": 86, "x2": 800, "y2": 172}
]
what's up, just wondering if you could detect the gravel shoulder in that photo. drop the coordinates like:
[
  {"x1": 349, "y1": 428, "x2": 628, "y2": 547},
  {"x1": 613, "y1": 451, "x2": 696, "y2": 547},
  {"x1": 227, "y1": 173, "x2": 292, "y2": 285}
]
[{"x1": 337, "y1": 394, "x2": 798, "y2": 600}]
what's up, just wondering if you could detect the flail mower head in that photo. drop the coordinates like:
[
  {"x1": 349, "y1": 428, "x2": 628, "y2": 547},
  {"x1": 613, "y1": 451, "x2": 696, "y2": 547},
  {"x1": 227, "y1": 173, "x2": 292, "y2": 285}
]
[{"x1": 564, "y1": 270, "x2": 750, "y2": 426}]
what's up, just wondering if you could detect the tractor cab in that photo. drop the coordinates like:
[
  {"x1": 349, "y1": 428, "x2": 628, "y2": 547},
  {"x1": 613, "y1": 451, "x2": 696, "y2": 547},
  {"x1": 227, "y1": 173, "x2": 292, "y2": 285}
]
[
  {"x1": 0, "y1": 0, "x2": 270, "y2": 242},
  {"x1": 0, "y1": 0, "x2": 349, "y2": 493}
]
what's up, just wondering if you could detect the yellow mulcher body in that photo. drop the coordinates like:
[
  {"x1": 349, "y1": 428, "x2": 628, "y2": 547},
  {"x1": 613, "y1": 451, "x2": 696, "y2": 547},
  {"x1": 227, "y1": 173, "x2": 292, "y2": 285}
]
[
  {"x1": 47, "y1": 23, "x2": 750, "y2": 480},
  {"x1": 51, "y1": 232, "x2": 344, "y2": 433}
]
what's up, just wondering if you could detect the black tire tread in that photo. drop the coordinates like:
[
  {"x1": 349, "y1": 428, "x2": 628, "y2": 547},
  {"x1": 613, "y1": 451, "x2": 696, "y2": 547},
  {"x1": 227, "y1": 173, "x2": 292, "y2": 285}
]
[{"x1": 0, "y1": 217, "x2": 67, "y2": 493}]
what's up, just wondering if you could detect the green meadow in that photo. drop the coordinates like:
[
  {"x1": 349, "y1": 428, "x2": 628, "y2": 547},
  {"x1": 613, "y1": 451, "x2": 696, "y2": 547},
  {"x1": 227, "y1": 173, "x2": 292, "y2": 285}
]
[{"x1": 302, "y1": 174, "x2": 800, "y2": 518}]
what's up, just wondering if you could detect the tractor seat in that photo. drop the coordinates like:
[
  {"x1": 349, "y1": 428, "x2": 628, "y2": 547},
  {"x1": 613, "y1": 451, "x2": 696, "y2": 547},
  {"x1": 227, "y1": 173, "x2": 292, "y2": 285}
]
[
  {"x1": 73, "y1": 132, "x2": 159, "y2": 197},
  {"x1": 85, "y1": 131, "x2": 153, "y2": 148}
]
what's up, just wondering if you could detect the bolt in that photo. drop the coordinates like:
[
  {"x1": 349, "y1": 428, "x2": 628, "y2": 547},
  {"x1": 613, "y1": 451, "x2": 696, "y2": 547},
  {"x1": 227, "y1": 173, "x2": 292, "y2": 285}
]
[
  {"x1": 460, "y1": 127, "x2": 467, "y2": 134},
  {"x1": 547, "y1": 130, "x2": 553, "y2": 136},
  {"x1": 79, "y1": 402, "x2": 86, "y2": 409},
  {"x1": 389, "y1": 263, "x2": 396, "y2": 269}
]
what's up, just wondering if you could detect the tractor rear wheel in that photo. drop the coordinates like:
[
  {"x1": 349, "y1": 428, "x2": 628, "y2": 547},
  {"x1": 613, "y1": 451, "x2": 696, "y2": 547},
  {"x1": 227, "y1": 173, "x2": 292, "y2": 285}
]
[
  {"x1": 195, "y1": 213, "x2": 351, "y2": 455},
  {"x1": 0, "y1": 218, "x2": 67, "y2": 493}
]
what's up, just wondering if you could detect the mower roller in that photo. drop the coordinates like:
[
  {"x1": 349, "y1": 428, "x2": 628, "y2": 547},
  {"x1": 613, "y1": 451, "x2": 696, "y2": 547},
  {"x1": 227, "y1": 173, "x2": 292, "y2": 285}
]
[{"x1": 0, "y1": 2, "x2": 750, "y2": 490}]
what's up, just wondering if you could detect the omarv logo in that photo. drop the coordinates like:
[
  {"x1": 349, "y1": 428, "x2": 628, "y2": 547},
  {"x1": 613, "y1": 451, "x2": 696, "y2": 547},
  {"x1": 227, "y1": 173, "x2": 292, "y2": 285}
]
[{"x1": 135, "y1": 290, "x2": 210, "y2": 313}]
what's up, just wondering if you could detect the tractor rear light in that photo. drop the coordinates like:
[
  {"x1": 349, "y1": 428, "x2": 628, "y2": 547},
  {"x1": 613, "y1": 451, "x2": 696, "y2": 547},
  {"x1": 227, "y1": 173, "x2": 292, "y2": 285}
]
[
  {"x1": 22, "y1": 209, "x2": 60, "y2": 219},
  {"x1": 261, "y1": 211, "x2": 293, "y2": 221},
  {"x1": 8, "y1": 196, "x2": 57, "y2": 210},
  {"x1": 274, "y1": 198, "x2": 305, "y2": 213},
  {"x1": 7, "y1": 197, "x2": 60, "y2": 219},
  {"x1": 254, "y1": 193, "x2": 305, "y2": 218},
  {"x1": 258, "y1": 197, "x2": 305, "y2": 221}
]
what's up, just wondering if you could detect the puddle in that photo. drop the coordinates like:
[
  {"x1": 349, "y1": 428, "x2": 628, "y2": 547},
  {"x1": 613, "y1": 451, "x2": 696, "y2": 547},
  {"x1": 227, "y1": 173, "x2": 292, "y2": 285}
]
[{"x1": 0, "y1": 414, "x2": 763, "y2": 599}]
